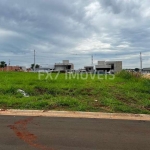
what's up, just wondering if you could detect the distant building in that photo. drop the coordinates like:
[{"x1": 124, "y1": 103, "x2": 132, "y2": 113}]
[
  {"x1": 20, "y1": 66, "x2": 27, "y2": 72},
  {"x1": 124, "y1": 69, "x2": 135, "y2": 72},
  {"x1": 106, "y1": 61, "x2": 122, "y2": 73},
  {"x1": 84, "y1": 66, "x2": 94, "y2": 73},
  {"x1": 36, "y1": 65, "x2": 54, "y2": 72},
  {"x1": 78, "y1": 69, "x2": 87, "y2": 73},
  {"x1": 95, "y1": 61, "x2": 122, "y2": 73},
  {"x1": 95, "y1": 61, "x2": 111, "y2": 72},
  {"x1": 0, "y1": 66, "x2": 26, "y2": 72},
  {"x1": 54, "y1": 60, "x2": 74, "y2": 72},
  {"x1": 143, "y1": 68, "x2": 150, "y2": 73}
]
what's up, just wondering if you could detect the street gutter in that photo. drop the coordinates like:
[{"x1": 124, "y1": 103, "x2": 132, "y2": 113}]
[{"x1": 0, "y1": 109, "x2": 150, "y2": 121}]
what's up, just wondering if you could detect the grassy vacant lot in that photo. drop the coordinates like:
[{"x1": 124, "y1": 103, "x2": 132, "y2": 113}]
[{"x1": 0, "y1": 71, "x2": 150, "y2": 114}]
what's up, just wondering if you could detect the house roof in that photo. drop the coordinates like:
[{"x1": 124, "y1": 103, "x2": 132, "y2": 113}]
[
  {"x1": 84, "y1": 66, "x2": 94, "y2": 68},
  {"x1": 95, "y1": 65, "x2": 111, "y2": 69},
  {"x1": 55, "y1": 63, "x2": 73, "y2": 66}
]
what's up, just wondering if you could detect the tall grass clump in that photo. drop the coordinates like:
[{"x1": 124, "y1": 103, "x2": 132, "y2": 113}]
[{"x1": 116, "y1": 70, "x2": 142, "y2": 80}]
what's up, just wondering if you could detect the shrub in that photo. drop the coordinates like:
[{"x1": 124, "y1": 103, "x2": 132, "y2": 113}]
[{"x1": 116, "y1": 70, "x2": 142, "y2": 79}]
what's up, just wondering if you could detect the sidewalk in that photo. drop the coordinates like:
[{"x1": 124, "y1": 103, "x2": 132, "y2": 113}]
[{"x1": 0, "y1": 109, "x2": 150, "y2": 121}]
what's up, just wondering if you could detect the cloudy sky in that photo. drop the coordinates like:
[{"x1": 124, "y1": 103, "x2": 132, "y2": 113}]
[{"x1": 0, "y1": 0, "x2": 150, "y2": 69}]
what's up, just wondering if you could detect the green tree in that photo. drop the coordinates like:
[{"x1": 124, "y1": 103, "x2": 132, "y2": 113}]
[
  {"x1": 0, "y1": 61, "x2": 7, "y2": 68},
  {"x1": 0, "y1": 61, "x2": 7, "y2": 71},
  {"x1": 135, "y1": 68, "x2": 140, "y2": 72},
  {"x1": 35, "y1": 64, "x2": 40, "y2": 69},
  {"x1": 31, "y1": 64, "x2": 34, "y2": 69},
  {"x1": 31, "y1": 64, "x2": 40, "y2": 70}
]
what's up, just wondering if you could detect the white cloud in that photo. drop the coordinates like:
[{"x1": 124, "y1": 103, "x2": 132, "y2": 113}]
[
  {"x1": 84, "y1": 1, "x2": 101, "y2": 17},
  {"x1": 0, "y1": 28, "x2": 20, "y2": 38},
  {"x1": 75, "y1": 35, "x2": 111, "y2": 52},
  {"x1": 117, "y1": 44, "x2": 129, "y2": 48}
]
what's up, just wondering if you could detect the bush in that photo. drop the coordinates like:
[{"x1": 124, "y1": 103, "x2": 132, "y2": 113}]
[{"x1": 116, "y1": 70, "x2": 142, "y2": 79}]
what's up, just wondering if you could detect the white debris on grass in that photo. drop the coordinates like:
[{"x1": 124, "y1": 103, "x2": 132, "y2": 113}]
[{"x1": 17, "y1": 89, "x2": 29, "y2": 97}]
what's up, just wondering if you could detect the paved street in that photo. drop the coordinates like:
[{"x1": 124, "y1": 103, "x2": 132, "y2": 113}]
[{"x1": 0, "y1": 115, "x2": 150, "y2": 150}]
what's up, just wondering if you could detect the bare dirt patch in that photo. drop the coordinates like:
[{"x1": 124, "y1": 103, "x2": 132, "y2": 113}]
[{"x1": 8, "y1": 117, "x2": 54, "y2": 150}]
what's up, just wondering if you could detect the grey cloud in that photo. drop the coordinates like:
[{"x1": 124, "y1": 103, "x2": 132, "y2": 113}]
[{"x1": 0, "y1": 0, "x2": 150, "y2": 69}]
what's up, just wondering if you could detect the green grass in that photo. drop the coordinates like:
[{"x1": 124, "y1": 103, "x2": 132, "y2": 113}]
[{"x1": 0, "y1": 71, "x2": 150, "y2": 114}]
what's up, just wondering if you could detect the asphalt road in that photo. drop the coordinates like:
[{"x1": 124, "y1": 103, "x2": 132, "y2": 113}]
[{"x1": 0, "y1": 115, "x2": 150, "y2": 150}]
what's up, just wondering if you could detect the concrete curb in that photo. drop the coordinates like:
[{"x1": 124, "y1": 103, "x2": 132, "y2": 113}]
[{"x1": 0, "y1": 109, "x2": 150, "y2": 121}]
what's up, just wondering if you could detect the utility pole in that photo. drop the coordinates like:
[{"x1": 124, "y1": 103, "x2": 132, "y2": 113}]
[
  {"x1": 140, "y1": 52, "x2": 142, "y2": 73},
  {"x1": 91, "y1": 54, "x2": 93, "y2": 66},
  {"x1": 7, "y1": 59, "x2": 10, "y2": 71},
  {"x1": 34, "y1": 50, "x2": 35, "y2": 72}
]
